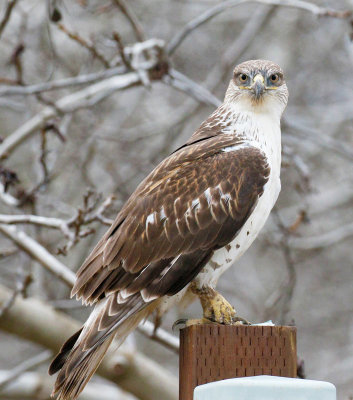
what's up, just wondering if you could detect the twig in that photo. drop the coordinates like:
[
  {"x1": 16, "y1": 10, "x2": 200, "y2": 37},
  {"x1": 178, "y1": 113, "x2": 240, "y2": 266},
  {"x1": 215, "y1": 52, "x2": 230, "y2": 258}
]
[
  {"x1": 39, "y1": 126, "x2": 50, "y2": 186},
  {"x1": 0, "y1": 247, "x2": 17, "y2": 257},
  {"x1": 0, "y1": 224, "x2": 76, "y2": 287},
  {"x1": 9, "y1": 43, "x2": 25, "y2": 84},
  {"x1": 0, "y1": 0, "x2": 18, "y2": 39},
  {"x1": 0, "y1": 166, "x2": 19, "y2": 192},
  {"x1": 0, "y1": 192, "x2": 115, "y2": 254},
  {"x1": 288, "y1": 210, "x2": 308, "y2": 233},
  {"x1": 166, "y1": 0, "x2": 352, "y2": 55},
  {"x1": 50, "y1": 298, "x2": 87, "y2": 309},
  {"x1": 0, "y1": 183, "x2": 20, "y2": 206},
  {"x1": 57, "y1": 190, "x2": 115, "y2": 255},
  {"x1": 164, "y1": 68, "x2": 221, "y2": 107},
  {"x1": 113, "y1": 0, "x2": 145, "y2": 42},
  {"x1": 0, "y1": 266, "x2": 32, "y2": 318},
  {"x1": 0, "y1": 350, "x2": 52, "y2": 390},
  {"x1": 0, "y1": 66, "x2": 126, "y2": 97},
  {"x1": 112, "y1": 31, "x2": 131, "y2": 69},
  {"x1": 57, "y1": 22, "x2": 110, "y2": 67},
  {"x1": 0, "y1": 214, "x2": 72, "y2": 231},
  {"x1": 0, "y1": 71, "x2": 140, "y2": 158}
]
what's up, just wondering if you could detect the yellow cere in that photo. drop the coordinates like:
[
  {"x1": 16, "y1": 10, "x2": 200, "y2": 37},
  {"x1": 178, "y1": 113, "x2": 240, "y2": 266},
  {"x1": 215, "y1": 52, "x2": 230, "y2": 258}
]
[{"x1": 253, "y1": 74, "x2": 264, "y2": 84}]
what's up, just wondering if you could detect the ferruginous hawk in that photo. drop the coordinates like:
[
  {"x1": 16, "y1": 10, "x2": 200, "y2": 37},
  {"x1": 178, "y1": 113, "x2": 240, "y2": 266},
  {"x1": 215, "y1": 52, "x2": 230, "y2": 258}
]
[{"x1": 49, "y1": 59, "x2": 288, "y2": 399}]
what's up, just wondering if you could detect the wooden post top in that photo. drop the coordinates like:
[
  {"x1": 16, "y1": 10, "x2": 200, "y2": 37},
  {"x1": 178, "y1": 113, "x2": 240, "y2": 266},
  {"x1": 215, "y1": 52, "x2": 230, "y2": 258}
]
[{"x1": 179, "y1": 324, "x2": 297, "y2": 400}]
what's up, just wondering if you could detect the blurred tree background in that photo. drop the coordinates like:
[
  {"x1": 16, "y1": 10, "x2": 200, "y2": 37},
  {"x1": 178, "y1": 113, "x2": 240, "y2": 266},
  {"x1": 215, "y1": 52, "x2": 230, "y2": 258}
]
[{"x1": 0, "y1": 1, "x2": 352, "y2": 399}]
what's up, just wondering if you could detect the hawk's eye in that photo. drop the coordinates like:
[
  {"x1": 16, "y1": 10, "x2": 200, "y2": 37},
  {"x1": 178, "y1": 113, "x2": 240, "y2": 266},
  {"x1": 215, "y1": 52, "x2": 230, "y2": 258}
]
[
  {"x1": 239, "y1": 73, "x2": 248, "y2": 83},
  {"x1": 269, "y1": 73, "x2": 280, "y2": 84}
]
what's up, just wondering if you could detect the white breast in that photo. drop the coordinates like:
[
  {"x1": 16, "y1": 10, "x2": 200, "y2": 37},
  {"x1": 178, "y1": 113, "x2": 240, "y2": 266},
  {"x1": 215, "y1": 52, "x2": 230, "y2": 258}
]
[{"x1": 194, "y1": 110, "x2": 282, "y2": 289}]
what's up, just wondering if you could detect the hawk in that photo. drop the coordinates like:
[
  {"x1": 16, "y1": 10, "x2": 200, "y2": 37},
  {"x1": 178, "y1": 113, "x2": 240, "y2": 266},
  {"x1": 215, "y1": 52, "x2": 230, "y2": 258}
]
[{"x1": 49, "y1": 59, "x2": 288, "y2": 399}]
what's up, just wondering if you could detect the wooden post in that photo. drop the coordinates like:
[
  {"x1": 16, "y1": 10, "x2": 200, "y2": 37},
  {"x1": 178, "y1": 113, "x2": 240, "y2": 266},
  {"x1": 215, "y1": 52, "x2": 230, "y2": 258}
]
[{"x1": 179, "y1": 325, "x2": 297, "y2": 400}]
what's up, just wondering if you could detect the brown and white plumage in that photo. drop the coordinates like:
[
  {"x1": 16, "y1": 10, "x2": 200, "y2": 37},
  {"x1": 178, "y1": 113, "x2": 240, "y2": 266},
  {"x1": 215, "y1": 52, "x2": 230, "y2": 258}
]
[{"x1": 49, "y1": 59, "x2": 288, "y2": 400}]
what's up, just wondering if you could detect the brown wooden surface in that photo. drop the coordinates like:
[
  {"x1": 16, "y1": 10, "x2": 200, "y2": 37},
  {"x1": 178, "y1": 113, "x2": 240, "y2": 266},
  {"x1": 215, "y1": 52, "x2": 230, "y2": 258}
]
[{"x1": 179, "y1": 324, "x2": 297, "y2": 400}]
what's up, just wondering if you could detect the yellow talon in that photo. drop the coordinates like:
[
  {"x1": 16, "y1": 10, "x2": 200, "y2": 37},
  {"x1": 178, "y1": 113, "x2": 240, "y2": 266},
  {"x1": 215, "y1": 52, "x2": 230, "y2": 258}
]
[{"x1": 189, "y1": 284, "x2": 250, "y2": 325}]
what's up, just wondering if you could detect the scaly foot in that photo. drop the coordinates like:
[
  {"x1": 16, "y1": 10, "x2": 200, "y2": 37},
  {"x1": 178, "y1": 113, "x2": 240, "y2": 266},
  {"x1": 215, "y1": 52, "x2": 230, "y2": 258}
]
[{"x1": 173, "y1": 284, "x2": 251, "y2": 328}]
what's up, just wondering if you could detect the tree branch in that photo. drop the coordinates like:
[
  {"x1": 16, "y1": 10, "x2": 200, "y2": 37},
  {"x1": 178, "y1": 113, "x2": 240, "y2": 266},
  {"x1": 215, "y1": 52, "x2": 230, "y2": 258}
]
[
  {"x1": 0, "y1": 0, "x2": 18, "y2": 39},
  {"x1": 57, "y1": 23, "x2": 110, "y2": 68},
  {"x1": 163, "y1": 68, "x2": 221, "y2": 108},
  {"x1": 0, "y1": 284, "x2": 178, "y2": 400},
  {"x1": 166, "y1": 0, "x2": 352, "y2": 55},
  {"x1": 137, "y1": 321, "x2": 179, "y2": 354},
  {"x1": 0, "y1": 183, "x2": 20, "y2": 207},
  {"x1": 0, "y1": 224, "x2": 76, "y2": 287},
  {"x1": 0, "y1": 67, "x2": 126, "y2": 97},
  {"x1": 113, "y1": 0, "x2": 145, "y2": 42},
  {"x1": 0, "y1": 72, "x2": 141, "y2": 159},
  {"x1": 0, "y1": 351, "x2": 53, "y2": 390}
]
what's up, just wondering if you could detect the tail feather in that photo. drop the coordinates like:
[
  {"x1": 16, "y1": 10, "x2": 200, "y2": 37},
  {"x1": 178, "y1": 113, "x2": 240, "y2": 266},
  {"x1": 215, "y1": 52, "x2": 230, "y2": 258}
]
[
  {"x1": 49, "y1": 328, "x2": 83, "y2": 376},
  {"x1": 49, "y1": 294, "x2": 156, "y2": 400},
  {"x1": 52, "y1": 335, "x2": 114, "y2": 400}
]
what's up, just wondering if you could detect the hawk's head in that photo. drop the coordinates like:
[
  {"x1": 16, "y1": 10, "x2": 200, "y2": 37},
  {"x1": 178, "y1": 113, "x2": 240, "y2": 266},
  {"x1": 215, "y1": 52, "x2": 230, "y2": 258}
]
[{"x1": 225, "y1": 59, "x2": 288, "y2": 116}]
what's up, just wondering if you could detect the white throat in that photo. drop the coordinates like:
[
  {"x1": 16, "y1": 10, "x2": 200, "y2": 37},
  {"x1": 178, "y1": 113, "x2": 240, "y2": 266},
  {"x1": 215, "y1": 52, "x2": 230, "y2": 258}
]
[{"x1": 221, "y1": 101, "x2": 282, "y2": 171}]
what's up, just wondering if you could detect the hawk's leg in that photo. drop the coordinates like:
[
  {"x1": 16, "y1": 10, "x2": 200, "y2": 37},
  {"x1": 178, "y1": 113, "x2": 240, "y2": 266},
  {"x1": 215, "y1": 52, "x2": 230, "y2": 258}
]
[
  {"x1": 194, "y1": 285, "x2": 237, "y2": 324},
  {"x1": 174, "y1": 284, "x2": 250, "y2": 328}
]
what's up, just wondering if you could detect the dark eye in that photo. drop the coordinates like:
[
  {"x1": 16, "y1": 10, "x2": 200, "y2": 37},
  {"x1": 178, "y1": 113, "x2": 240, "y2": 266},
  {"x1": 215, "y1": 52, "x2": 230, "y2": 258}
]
[
  {"x1": 270, "y1": 74, "x2": 280, "y2": 84},
  {"x1": 239, "y1": 73, "x2": 248, "y2": 83}
]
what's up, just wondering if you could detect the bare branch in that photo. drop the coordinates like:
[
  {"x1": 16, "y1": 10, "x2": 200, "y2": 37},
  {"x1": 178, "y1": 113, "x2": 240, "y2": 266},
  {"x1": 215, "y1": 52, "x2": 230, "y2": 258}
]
[
  {"x1": 0, "y1": 67, "x2": 126, "y2": 97},
  {"x1": 0, "y1": 284, "x2": 178, "y2": 400},
  {"x1": 0, "y1": 224, "x2": 76, "y2": 287},
  {"x1": 0, "y1": 266, "x2": 32, "y2": 318},
  {"x1": 164, "y1": 68, "x2": 221, "y2": 107},
  {"x1": 0, "y1": 214, "x2": 70, "y2": 230},
  {"x1": 0, "y1": 0, "x2": 18, "y2": 39},
  {"x1": 0, "y1": 350, "x2": 52, "y2": 390},
  {"x1": 137, "y1": 320, "x2": 179, "y2": 354},
  {"x1": 166, "y1": 0, "x2": 352, "y2": 55},
  {"x1": 57, "y1": 23, "x2": 110, "y2": 68},
  {"x1": 0, "y1": 183, "x2": 20, "y2": 207},
  {"x1": 0, "y1": 72, "x2": 140, "y2": 159},
  {"x1": 113, "y1": 0, "x2": 145, "y2": 42},
  {"x1": 57, "y1": 190, "x2": 115, "y2": 255}
]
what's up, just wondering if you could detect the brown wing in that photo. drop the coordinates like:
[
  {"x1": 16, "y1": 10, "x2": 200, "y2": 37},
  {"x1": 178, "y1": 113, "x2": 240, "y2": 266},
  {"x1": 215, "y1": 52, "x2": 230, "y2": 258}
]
[{"x1": 72, "y1": 135, "x2": 270, "y2": 305}]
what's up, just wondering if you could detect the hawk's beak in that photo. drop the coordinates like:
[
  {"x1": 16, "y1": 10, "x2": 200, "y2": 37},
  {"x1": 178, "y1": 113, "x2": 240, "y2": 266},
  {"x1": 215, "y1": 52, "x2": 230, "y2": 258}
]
[{"x1": 251, "y1": 74, "x2": 265, "y2": 100}]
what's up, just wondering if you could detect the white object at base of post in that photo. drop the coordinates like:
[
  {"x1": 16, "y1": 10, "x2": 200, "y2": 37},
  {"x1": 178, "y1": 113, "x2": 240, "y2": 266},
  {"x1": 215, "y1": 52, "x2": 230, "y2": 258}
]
[{"x1": 193, "y1": 375, "x2": 336, "y2": 400}]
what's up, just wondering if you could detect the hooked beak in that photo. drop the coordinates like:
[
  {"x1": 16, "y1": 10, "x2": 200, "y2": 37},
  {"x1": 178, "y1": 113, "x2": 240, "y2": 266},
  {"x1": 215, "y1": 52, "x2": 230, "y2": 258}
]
[{"x1": 251, "y1": 74, "x2": 265, "y2": 100}]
